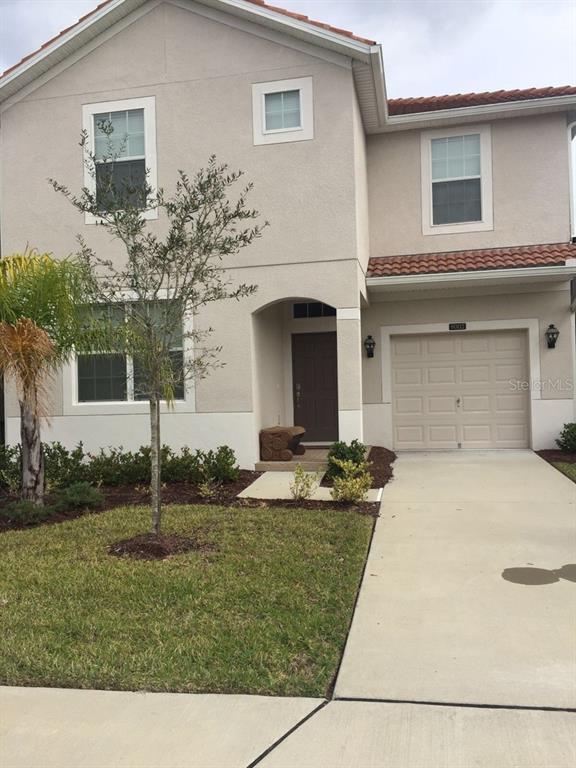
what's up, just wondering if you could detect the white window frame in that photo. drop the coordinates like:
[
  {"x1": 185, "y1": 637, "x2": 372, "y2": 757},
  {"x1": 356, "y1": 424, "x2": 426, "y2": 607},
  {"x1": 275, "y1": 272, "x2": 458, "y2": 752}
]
[
  {"x1": 252, "y1": 77, "x2": 314, "y2": 145},
  {"x1": 82, "y1": 96, "x2": 158, "y2": 224},
  {"x1": 420, "y1": 124, "x2": 493, "y2": 236}
]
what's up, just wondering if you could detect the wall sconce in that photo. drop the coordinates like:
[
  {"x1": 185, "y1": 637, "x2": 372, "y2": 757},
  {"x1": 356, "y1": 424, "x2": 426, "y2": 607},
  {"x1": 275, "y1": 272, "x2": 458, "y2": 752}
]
[
  {"x1": 364, "y1": 335, "x2": 376, "y2": 358},
  {"x1": 545, "y1": 324, "x2": 560, "y2": 349}
]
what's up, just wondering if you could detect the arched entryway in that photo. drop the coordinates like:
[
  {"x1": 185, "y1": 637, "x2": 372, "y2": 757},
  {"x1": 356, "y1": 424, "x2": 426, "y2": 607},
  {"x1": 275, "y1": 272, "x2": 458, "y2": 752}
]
[{"x1": 252, "y1": 298, "x2": 340, "y2": 444}]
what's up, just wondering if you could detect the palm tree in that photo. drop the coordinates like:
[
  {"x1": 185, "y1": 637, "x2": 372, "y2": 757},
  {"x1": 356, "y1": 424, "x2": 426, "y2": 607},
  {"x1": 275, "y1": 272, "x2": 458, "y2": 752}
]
[{"x1": 0, "y1": 249, "x2": 96, "y2": 504}]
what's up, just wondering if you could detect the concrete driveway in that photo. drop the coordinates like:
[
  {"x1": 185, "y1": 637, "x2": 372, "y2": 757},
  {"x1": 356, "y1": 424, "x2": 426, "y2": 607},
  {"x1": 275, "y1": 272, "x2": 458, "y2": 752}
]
[{"x1": 335, "y1": 451, "x2": 576, "y2": 708}]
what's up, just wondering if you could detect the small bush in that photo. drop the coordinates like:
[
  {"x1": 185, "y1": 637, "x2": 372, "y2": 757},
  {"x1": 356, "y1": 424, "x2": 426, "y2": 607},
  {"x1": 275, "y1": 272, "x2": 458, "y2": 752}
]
[
  {"x1": 202, "y1": 446, "x2": 240, "y2": 483},
  {"x1": 44, "y1": 442, "x2": 88, "y2": 489},
  {"x1": 326, "y1": 439, "x2": 367, "y2": 479},
  {"x1": 556, "y1": 423, "x2": 576, "y2": 452},
  {"x1": 0, "y1": 441, "x2": 240, "y2": 491},
  {"x1": 330, "y1": 458, "x2": 372, "y2": 504},
  {"x1": 0, "y1": 500, "x2": 55, "y2": 525},
  {"x1": 52, "y1": 482, "x2": 104, "y2": 512},
  {"x1": 0, "y1": 445, "x2": 20, "y2": 494},
  {"x1": 290, "y1": 464, "x2": 320, "y2": 501}
]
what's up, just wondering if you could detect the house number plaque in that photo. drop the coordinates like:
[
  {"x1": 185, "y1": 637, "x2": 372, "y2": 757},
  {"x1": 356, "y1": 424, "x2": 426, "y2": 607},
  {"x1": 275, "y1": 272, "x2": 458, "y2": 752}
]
[{"x1": 448, "y1": 323, "x2": 467, "y2": 331}]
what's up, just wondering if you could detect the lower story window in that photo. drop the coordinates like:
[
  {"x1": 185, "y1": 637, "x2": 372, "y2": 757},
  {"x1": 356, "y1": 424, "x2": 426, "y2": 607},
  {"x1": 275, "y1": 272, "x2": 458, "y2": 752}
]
[
  {"x1": 76, "y1": 302, "x2": 185, "y2": 403},
  {"x1": 78, "y1": 353, "x2": 127, "y2": 402}
]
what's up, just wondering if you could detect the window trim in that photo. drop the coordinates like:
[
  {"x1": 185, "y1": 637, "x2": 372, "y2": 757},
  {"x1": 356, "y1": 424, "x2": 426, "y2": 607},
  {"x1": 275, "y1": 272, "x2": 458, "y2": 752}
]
[
  {"x1": 82, "y1": 96, "x2": 158, "y2": 224},
  {"x1": 252, "y1": 77, "x2": 313, "y2": 145},
  {"x1": 420, "y1": 124, "x2": 493, "y2": 236}
]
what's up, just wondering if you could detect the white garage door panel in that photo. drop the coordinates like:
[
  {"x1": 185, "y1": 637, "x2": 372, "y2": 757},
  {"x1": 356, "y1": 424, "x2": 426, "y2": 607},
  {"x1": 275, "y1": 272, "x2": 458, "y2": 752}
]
[{"x1": 391, "y1": 331, "x2": 530, "y2": 450}]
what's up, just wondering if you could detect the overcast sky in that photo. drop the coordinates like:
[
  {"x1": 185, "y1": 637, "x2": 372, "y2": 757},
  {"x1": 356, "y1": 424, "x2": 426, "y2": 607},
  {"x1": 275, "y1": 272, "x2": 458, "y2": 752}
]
[{"x1": 0, "y1": 0, "x2": 575, "y2": 96}]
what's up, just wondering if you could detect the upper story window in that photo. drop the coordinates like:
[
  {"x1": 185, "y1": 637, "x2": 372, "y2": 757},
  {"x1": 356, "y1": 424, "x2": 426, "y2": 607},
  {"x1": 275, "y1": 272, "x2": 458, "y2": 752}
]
[
  {"x1": 82, "y1": 96, "x2": 157, "y2": 223},
  {"x1": 252, "y1": 77, "x2": 313, "y2": 145},
  {"x1": 93, "y1": 108, "x2": 146, "y2": 211},
  {"x1": 421, "y1": 125, "x2": 493, "y2": 235}
]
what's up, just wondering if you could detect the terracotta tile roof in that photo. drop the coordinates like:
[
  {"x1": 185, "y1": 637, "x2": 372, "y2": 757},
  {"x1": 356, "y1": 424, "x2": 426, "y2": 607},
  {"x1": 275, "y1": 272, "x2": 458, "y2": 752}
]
[
  {"x1": 367, "y1": 243, "x2": 576, "y2": 278},
  {"x1": 388, "y1": 85, "x2": 576, "y2": 115},
  {"x1": 246, "y1": 0, "x2": 376, "y2": 45},
  {"x1": 1, "y1": 0, "x2": 375, "y2": 80}
]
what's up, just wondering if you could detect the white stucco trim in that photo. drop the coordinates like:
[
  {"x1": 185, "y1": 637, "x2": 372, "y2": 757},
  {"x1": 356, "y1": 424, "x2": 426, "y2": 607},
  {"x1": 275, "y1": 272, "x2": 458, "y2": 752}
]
[
  {"x1": 252, "y1": 77, "x2": 313, "y2": 145},
  {"x1": 337, "y1": 307, "x2": 361, "y2": 320},
  {"x1": 82, "y1": 95, "x2": 158, "y2": 224},
  {"x1": 420, "y1": 124, "x2": 493, "y2": 236},
  {"x1": 380, "y1": 319, "x2": 543, "y2": 448}
]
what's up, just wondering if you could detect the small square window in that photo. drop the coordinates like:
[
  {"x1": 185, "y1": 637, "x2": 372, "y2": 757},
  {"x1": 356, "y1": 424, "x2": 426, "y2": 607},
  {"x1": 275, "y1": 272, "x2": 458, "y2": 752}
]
[
  {"x1": 264, "y1": 90, "x2": 301, "y2": 132},
  {"x1": 252, "y1": 77, "x2": 313, "y2": 145}
]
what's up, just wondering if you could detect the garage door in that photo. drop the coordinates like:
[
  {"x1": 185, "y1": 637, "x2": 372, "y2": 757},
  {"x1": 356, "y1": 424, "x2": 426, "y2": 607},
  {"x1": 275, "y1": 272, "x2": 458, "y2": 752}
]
[{"x1": 391, "y1": 330, "x2": 530, "y2": 450}]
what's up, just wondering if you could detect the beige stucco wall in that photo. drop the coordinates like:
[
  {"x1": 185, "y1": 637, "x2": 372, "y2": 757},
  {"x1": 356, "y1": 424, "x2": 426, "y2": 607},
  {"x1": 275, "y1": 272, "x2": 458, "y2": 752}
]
[
  {"x1": 368, "y1": 113, "x2": 573, "y2": 257},
  {"x1": 362, "y1": 283, "x2": 574, "y2": 404},
  {"x1": 1, "y1": 0, "x2": 362, "y2": 272},
  {"x1": 1, "y1": 0, "x2": 366, "y2": 424}
]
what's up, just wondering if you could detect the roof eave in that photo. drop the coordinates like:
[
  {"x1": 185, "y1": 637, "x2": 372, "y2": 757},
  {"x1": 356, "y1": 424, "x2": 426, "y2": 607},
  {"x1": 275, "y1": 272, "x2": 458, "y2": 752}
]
[
  {"x1": 375, "y1": 94, "x2": 576, "y2": 132},
  {"x1": 366, "y1": 263, "x2": 576, "y2": 291}
]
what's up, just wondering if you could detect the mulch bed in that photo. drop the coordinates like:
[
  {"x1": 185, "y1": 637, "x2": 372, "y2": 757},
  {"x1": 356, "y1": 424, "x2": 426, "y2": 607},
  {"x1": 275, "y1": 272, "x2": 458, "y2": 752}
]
[
  {"x1": 537, "y1": 450, "x2": 576, "y2": 465},
  {"x1": 109, "y1": 532, "x2": 215, "y2": 560},
  {"x1": 320, "y1": 445, "x2": 396, "y2": 488},
  {"x1": 98, "y1": 470, "x2": 262, "y2": 511},
  {"x1": 0, "y1": 448, "x2": 398, "y2": 533}
]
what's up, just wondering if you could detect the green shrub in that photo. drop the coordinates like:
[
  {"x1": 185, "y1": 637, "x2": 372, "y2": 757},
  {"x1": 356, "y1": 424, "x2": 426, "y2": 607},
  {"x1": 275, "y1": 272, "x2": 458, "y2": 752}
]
[
  {"x1": 85, "y1": 446, "x2": 151, "y2": 486},
  {"x1": 162, "y1": 447, "x2": 204, "y2": 484},
  {"x1": 202, "y1": 446, "x2": 240, "y2": 483},
  {"x1": 0, "y1": 441, "x2": 240, "y2": 491},
  {"x1": 0, "y1": 500, "x2": 55, "y2": 525},
  {"x1": 52, "y1": 482, "x2": 104, "y2": 512},
  {"x1": 44, "y1": 442, "x2": 88, "y2": 489},
  {"x1": 330, "y1": 458, "x2": 372, "y2": 504},
  {"x1": 556, "y1": 423, "x2": 576, "y2": 452},
  {"x1": 290, "y1": 464, "x2": 320, "y2": 501},
  {"x1": 326, "y1": 439, "x2": 367, "y2": 479},
  {"x1": 0, "y1": 445, "x2": 20, "y2": 494}
]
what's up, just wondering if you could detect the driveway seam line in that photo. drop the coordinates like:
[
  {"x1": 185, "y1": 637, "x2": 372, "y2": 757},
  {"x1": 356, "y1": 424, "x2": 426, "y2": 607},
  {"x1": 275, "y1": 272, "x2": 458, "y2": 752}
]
[
  {"x1": 334, "y1": 696, "x2": 576, "y2": 713},
  {"x1": 245, "y1": 700, "x2": 328, "y2": 768}
]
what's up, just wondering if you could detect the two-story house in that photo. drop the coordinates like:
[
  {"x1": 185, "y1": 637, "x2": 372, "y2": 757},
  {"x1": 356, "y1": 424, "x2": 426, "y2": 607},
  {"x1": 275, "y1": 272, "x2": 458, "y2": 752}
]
[{"x1": 1, "y1": 0, "x2": 575, "y2": 467}]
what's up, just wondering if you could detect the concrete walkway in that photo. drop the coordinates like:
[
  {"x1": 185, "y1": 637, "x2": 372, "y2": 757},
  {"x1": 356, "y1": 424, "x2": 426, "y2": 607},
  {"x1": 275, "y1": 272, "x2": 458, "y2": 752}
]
[
  {"x1": 238, "y1": 470, "x2": 382, "y2": 502},
  {"x1": 0, "y1": 687, "x2": 321, "y2": 768},
  {"x1": 335, "y1": 451, "x2": 576, "y2": 708}
]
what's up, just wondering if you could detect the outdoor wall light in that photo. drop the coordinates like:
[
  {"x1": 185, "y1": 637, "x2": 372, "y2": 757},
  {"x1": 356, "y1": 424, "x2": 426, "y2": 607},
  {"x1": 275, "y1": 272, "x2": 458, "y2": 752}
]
[
  {"x1": 545, "y1": 324, "x2": 560, "y2": 349},
  {"x1": 364, "y1": 335, "x2": 376, "y2": 358}
]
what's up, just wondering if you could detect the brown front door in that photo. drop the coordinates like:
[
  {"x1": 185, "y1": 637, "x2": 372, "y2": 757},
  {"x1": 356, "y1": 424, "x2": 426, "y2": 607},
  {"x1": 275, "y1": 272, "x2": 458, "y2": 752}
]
[{"x1": 292, "y1": 332, "x2": 338, "y2": 441}]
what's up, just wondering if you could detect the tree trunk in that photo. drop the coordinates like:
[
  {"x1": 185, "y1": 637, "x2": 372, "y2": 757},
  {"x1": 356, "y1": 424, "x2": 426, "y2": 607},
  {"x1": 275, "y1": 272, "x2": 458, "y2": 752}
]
[
  {"x1": 20, "y1": 385, "x2": 44, "y2": 505},
  {"x1": 149, "y1": 395, "x2": 162, "y2": 535}
]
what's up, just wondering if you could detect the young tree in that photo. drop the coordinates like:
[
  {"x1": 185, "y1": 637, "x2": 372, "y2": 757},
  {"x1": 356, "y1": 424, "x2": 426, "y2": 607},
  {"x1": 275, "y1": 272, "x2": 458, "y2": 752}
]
[
  {"x1": 51, "y1": 131, "x2": 264, "y2": 535},
  {"x1": 0, "y1": 251, "x2": 98, "y2": 504}
]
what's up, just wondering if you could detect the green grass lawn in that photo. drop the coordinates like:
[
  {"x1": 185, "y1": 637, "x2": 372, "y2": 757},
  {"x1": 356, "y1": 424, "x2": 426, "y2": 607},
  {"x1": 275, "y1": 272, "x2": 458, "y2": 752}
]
[
  {"x1": 552, "y1": 462, "x2": 576, "y2": 483},
  {"x1": 0, "y1": 504, "x2": 372, "y2": 697}
]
